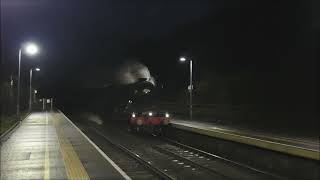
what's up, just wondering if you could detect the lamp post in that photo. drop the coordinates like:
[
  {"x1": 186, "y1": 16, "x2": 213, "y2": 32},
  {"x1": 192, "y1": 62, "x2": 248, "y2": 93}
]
[
  {"x1": 29, "y1": 68, "x2": 40, "y2": 112},
  {"x1": 17, "y1": 42, "x2": 39, "y2": 120},
  {"x1": 34, "y1": 89, "x2": 38, "y2": 103},
  {"x1": 179, "y1": 56, "x2": 193, "y2": 121}
]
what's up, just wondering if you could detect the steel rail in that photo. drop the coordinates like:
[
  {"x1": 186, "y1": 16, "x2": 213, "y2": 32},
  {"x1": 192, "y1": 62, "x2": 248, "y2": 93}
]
[
  {"x1": 153, "y1": 145, "x2": 231, "y2": 179},
  {"x1": 161, "y1": 137, "x2": 285, "y2": 180},
  {"x1": 91, "y1": 127, "x2": 175, "y2": 180}
]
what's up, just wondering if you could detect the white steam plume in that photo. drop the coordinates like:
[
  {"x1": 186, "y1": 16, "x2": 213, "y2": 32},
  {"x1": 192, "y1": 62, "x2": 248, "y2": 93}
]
[{"x1": 116, "y1": 60, "x2": 155, "y2": 86}]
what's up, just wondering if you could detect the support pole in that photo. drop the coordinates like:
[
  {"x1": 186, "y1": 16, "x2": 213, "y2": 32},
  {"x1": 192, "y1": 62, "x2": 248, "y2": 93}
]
[
  {"x1": 17, "y1": 49, "x2": 22, "y2": 121},
  {"x1": 189, "y1": 60, "x2": 193, "y2": 121},
  {"x1": 42, "y1": 98, "x2": 45, "y2": 111},
  {"x1": 29, "y1": 69, "x2": 33, "y2": 112},
  {"x1": 50, "y1": 98, "x2": 53, "y2": 111}
]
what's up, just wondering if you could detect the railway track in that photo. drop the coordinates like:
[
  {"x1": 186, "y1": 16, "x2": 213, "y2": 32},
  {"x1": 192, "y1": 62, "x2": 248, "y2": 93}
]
[
  {"x1": 90, "y1": 127, "x2": 226, "y2": 180},
  {"x1": 68, "y1": 113, "x2": 318, "y2": 180},
  {"x1": 89, "y1": 127, "x2": 175, "y2": 180},
  {"x1": 158, "y1": 137, "x2": 285, "y2": 180},
  {"x1": 153, "y1": 145, "x2": 230, "y2": 179},
  {"x1": 88, "y1": 125, "x2": 285, "y2": 180}
]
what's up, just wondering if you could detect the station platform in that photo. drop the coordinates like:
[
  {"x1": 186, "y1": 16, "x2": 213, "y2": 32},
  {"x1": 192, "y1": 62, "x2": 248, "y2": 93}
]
[
  {"x1": 170, "y1": 119, "x2": 320, "y2": 160},
  {"x1": 1, "y1": 111, "x2": 130, "y2": 180}
]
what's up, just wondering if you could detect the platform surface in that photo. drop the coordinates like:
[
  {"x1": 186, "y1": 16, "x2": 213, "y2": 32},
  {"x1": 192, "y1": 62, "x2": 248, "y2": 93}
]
[
  {"x1": 170, "y1": 119, "x2": 320, "y2": 160},
  {"x1": 1, "y1": 111, "x2": 130, "y2": 180}
]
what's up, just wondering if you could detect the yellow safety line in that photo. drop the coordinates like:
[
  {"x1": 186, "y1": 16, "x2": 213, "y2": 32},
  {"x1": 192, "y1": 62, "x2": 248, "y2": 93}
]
[
  {"x1": 44, "y1": 111, "x2": 50, "y2": 180},
  {"x1": 53, "y1": 113, "x2": 90, "y2": 180}
]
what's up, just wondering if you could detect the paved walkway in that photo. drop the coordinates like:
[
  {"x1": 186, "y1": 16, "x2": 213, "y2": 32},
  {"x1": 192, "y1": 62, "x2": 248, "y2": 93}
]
[
  {"x1": 1, "y1": 111, "x2": 130, "y2": 180},
  {"x1": 171, "y1": 119, "x2": 320, "y2": 160}
]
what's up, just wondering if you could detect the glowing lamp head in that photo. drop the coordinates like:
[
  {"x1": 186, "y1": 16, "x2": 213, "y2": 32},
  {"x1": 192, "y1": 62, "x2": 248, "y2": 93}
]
[
  {"x1": 165, "y1": 113, "x2": 170, "y2": 118},
  {"x1": 24, "y1": 43, "x2": 39, "y2": 56},
  {"x1": 132, "y1": 113, "x2": 136, "y2": 118},
  {"x1": 179, "y1": 56, "x2": 186, "y2": 62},
  {"x1": 35, "y1": 68, "x2": 40, "y2": 71},
  {"x1": 148, "y1": 112, "x2": 153, "y2": 116}
]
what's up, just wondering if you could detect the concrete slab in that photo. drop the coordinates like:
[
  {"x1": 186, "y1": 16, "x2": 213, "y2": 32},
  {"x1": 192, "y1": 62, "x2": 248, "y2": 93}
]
[
  {"x1": 170, "y1": 119, "x2": 320, "y2": 160},
  {"x1": 1, "y1": 111, "x2": 130, "y2": 180}
]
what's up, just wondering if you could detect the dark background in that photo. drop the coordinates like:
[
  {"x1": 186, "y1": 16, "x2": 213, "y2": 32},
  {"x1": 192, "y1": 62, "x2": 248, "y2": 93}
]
[{"x1": 1, "y1": 0, "x2": 318, "y2": 129}]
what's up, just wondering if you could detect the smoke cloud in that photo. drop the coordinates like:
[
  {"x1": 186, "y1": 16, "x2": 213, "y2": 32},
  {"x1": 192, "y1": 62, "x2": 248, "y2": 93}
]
[
  {"x1": 115, "y1": 60, "x2": 155, "y2": 85},
  {"x1": 81, "y1": 112, "x2": 104, "y2": 125}
]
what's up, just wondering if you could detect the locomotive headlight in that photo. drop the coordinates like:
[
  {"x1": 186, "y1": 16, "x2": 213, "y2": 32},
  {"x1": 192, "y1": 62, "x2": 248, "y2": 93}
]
[
  {"x1": 132, "y1": 113, "x2": 136, "y2": 118},
  {"x1": 148, "y1": 112, "x2": 153, "y2": 116},
  {"x1": 165, "y1": 113, "x2": 170, "y2": 118}
]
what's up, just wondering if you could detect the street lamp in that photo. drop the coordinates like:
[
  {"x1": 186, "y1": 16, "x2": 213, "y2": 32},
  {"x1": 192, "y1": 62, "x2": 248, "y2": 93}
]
[
  {"x1": 179, "y1": 56, "x2": 193, "y2": 121},
  {"x1": 34, "y1": 90, "x2": 38, "y2": 103},
  {"x1": 29, "y1": 67, "x2": 40, "y2": 112},
  {"x1": 17, "y1": 42, "x2": 39, "y2": 120},
  {"x1": 25, "y1": 43, "x2": 39, "y2": 55},
  {"x1": 179, "y1": 57, "x2": 186, "y2": 62}
]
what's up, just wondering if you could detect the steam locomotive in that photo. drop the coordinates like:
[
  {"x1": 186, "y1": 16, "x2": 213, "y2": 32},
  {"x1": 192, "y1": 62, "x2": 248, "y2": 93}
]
[{"x1": 128, "y1": 110, "x2": 171, "y2": 135}]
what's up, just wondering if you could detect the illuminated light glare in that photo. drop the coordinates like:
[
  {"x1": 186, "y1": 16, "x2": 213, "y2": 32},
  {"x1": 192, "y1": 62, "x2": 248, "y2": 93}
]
[
  {"x1": 165, "y1": 113, "x2": 170, "y2": 118},
  {"x1": 143, "y1": 88, "x2": 151, "y2": 94},
  {"x1": 35, "y1": 68, "x2": 40, "y2": 71},
  {"x1": 24, "y1": 43, "x2": 39, "y2": 55},
  {"x1": 179, "y1": 57, "x2": 186, "y2": 62},
  {"x1": 132, "y1": 113, "x2": 136, "y2": 118},
  {"x1": 148, "y1": 112, "x2": 153, "y2": 116},
  {"x1": 34, "y1": 90, "x2": 38, "y2": 94},
  {"x1": 137, "y1": 119, "x2": 143, "y2": 125}
]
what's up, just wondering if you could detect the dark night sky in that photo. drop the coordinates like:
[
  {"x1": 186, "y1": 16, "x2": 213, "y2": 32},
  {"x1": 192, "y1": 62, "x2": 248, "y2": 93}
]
[
  {"x1": 2, "y1": 1, "x2": 216, "y2": 88},
  {"x1": 1, "y1": 0, "x2": 318, "y2": 108}
]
